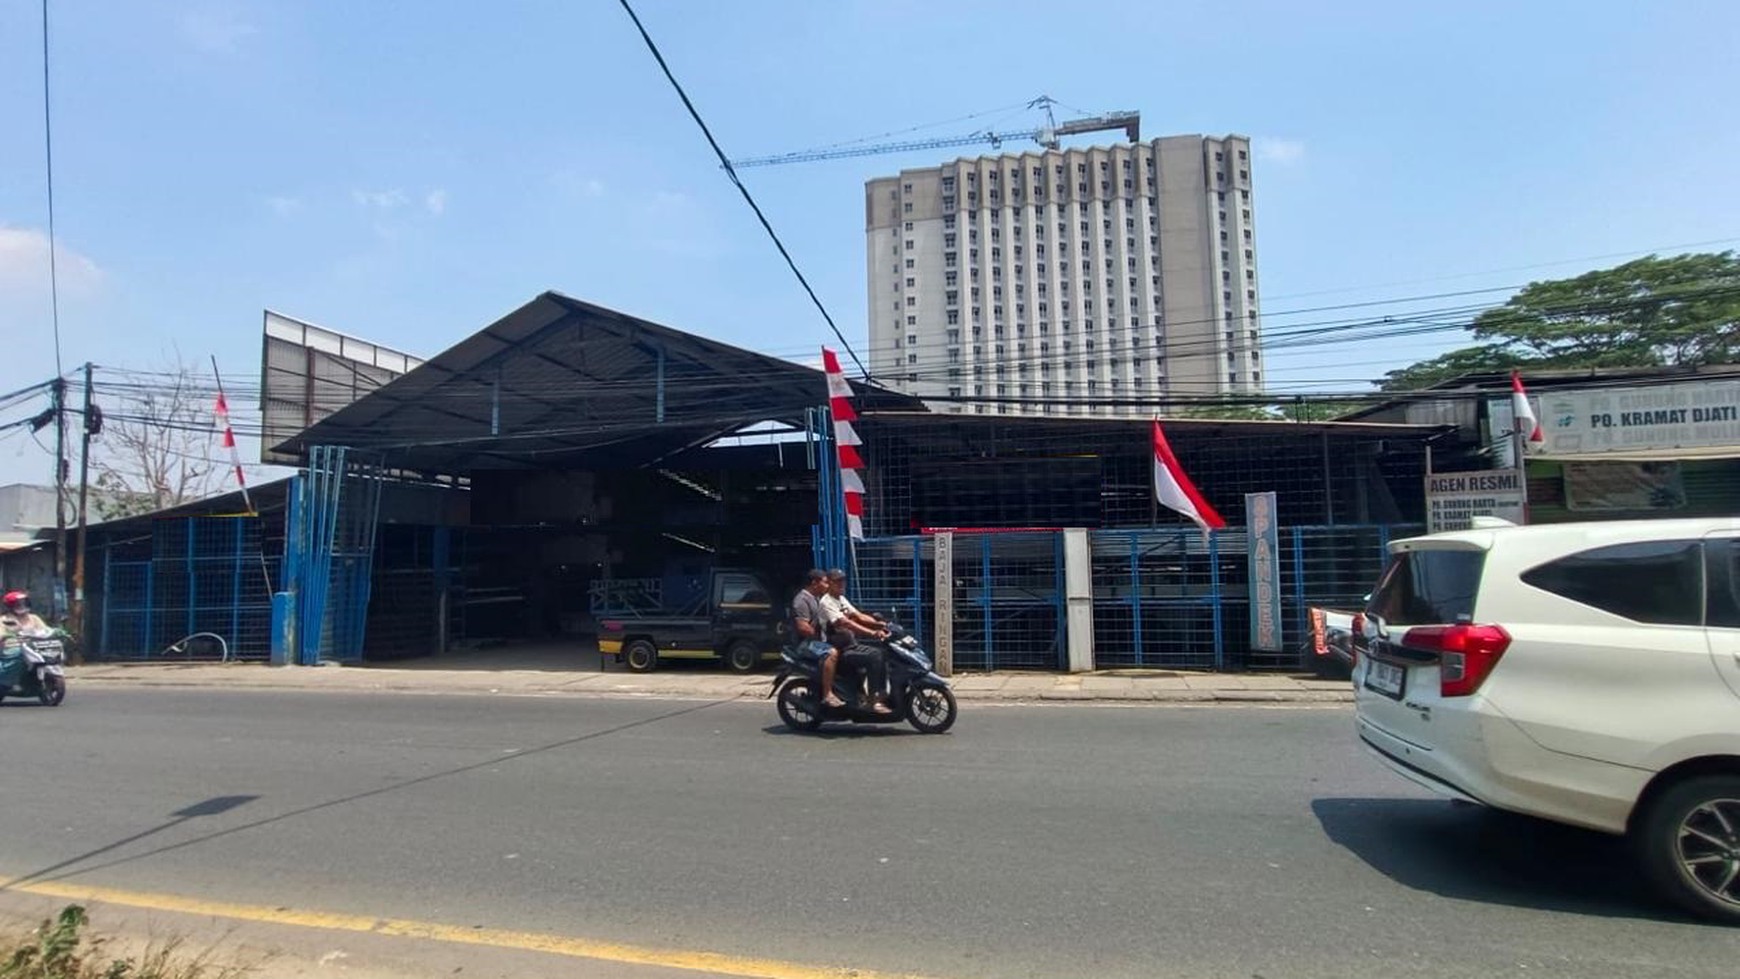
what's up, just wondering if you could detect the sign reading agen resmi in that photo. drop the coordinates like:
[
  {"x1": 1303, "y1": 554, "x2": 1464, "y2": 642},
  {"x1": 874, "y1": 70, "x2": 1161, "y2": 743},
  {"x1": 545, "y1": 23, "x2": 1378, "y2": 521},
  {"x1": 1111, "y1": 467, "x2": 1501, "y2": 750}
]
[
  {"x1": 1489, "y1": 379, "x2": 1740, "y2": 458},
  {"x1": 1425, "y1": 469, "x2": 1526, "y2": 533}
]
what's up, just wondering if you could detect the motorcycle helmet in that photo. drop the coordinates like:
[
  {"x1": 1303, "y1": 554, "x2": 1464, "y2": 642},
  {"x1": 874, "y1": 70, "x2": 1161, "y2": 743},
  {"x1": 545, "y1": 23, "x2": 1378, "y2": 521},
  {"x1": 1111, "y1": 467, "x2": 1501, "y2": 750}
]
[{"x1": 2, "y1": 590, "x2": 28, "y2": 613}]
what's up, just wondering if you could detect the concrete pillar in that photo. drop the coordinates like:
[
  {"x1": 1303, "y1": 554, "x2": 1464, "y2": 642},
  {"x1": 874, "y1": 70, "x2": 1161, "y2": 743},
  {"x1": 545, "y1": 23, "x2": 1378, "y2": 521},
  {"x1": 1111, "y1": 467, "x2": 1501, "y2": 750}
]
[{"x1": 1064, "y1": 528, "x2": 1094, "y2": 673}]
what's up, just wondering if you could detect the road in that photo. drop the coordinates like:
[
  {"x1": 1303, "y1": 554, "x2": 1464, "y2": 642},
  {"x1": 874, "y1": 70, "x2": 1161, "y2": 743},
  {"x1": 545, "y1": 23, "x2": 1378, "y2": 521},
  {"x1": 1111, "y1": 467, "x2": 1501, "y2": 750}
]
[{"x1": 0, "y1": 688, "x2": 1735, "y2": 978}]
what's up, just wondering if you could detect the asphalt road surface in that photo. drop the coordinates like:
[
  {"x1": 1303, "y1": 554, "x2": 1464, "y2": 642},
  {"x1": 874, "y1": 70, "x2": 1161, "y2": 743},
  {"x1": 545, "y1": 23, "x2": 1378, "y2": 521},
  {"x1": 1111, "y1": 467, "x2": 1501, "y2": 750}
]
[{"x1": 1, "y1": 688, "x2": 1735, "y2": 978}]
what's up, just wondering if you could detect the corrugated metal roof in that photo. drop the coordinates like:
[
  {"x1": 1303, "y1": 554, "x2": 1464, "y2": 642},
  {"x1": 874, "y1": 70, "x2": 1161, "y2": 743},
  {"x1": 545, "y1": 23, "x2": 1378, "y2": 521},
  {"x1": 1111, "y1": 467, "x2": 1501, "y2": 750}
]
[{"x1": 273, "y1": 292, "x2": 919, "y2": 473}]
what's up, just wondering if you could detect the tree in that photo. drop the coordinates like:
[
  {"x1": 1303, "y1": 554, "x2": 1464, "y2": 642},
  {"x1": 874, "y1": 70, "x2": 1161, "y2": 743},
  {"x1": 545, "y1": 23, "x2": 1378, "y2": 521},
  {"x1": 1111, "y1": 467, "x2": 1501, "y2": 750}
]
[
  {"x1": 90, "y1": 361, "x2": 228, "y2": 520},
  {"x1": 1379, "y1": 344, "x2": 1532, "y2": 391},
  {"x1": 1169, "y1": 399, "x2": 1362, "y2": 422},
  {"x1": 1379, "y1": 252, "x2": 1740, "y2": 390}
]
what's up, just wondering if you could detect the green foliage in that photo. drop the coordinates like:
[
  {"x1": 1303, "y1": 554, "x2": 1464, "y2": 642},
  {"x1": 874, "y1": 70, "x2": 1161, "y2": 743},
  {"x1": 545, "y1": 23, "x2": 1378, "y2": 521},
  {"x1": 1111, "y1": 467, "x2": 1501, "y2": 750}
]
[
  {"x1": 0, "y1": 906, "x2": 245, "y2": 979},
  {"x1": 1169, "y1": 399, "x2": 1362, "y2": 422},
  {"x1": 1378, "y1": 344, "x2": 1532, "y2": 392},
  {"x1": 1379, "y1": 252, "x2": 1740, "y2": 391}
]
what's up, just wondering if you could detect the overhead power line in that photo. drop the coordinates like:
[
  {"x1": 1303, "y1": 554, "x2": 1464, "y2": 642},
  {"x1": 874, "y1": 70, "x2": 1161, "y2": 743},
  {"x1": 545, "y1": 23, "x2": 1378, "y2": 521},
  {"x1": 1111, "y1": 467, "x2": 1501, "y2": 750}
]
[{"x1": 613, "y1": 0, "x2": 867, "y2": 378}]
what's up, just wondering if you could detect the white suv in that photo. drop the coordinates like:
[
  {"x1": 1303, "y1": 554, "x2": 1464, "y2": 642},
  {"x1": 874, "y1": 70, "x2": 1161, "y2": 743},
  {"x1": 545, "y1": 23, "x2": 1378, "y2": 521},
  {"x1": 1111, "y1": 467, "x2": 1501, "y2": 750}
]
[{"x1": 1354, "y1": 517, "x2": 1740, "y2": 924}]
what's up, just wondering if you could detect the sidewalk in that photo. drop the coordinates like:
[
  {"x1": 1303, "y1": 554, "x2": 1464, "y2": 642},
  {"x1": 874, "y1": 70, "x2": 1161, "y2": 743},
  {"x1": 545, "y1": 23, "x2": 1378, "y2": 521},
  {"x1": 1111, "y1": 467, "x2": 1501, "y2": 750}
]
[{"x1": 69, "y1": 660, "x2": 1354, "y2": 704}]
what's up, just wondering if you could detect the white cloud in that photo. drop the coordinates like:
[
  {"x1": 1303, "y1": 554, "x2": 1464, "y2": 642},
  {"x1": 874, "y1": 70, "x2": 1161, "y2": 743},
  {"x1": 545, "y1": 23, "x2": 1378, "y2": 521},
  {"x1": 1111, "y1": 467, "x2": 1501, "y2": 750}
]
[
  {"x1": 180, "y1": 8, "x2": 259, "y2": 54},
  {"x1": 0, "y1": 227, "x2": 102, "y2": 296},
  {"x1": 266, "y1": 196, "x2": 302, "y2": 217},
  {"x1": 551, "y1": 171, "x2": 607, "y2": 201},
  {"x1": 1256, "y1": 138, "x2": 1306, "y2": 166},
  {"x1": 425, "y1": 189, "x2": 448, "y2": 216},
  {"x1": 352, "y1": 188, "x2": 409, "y2": 210}
]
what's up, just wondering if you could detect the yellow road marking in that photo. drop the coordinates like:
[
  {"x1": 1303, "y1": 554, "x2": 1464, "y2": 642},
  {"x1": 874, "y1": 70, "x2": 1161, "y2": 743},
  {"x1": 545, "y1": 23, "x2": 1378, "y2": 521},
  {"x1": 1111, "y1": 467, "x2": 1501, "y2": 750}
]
[{"x1": 7, "y1": 879, "x2": 938, "y2": 979}]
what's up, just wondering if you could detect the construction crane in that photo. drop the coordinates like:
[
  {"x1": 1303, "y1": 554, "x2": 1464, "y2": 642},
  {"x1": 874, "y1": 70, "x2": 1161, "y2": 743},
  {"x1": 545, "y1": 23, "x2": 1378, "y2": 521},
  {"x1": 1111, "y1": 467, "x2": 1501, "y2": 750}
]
[{"x1": 729, "y1": 96, "x2": 1141, "y2": 169}]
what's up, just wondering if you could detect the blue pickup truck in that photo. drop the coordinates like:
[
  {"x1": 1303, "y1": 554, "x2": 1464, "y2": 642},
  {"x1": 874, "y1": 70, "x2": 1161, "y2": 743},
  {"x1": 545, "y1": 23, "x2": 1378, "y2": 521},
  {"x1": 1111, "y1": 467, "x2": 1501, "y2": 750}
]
[{"x1": 596, "y1": 567, "x2": 785, "y2": 674}]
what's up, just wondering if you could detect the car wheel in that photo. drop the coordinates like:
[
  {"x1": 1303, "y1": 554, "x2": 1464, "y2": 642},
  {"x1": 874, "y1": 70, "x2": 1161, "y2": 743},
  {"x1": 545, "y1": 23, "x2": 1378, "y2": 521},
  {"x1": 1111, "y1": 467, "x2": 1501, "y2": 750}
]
[
  {"x1": 623, "y1": 640, "x2": 658, "y2": 674},
  {"x1": 725, "y1": 640, "x2": 760, "y2": 674},
  {"x1": 1634, "y1": 774, "x2": 1740, "y2": 924}
]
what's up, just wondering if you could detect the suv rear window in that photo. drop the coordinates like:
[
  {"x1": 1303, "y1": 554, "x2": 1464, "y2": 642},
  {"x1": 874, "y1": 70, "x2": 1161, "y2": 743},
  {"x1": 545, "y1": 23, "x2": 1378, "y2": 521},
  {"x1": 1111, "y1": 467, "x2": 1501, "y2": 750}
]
[
  {"x1": 1520, "y1": 539, "x2": 1703, "y2": 625},
  {"x1": 1366, "y1": 548, "x2": 1485, "y2": 626}
]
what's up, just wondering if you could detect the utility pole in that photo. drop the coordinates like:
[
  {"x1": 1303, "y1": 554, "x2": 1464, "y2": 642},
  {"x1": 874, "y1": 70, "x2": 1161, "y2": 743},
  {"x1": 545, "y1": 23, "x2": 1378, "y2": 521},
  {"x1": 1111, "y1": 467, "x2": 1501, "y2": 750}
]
[
  {"x1": 51, "y1": 376, "x2": 68, "y2": 617},
  {"x1": 70, "y1": 362, "x2": 94, "y2": 657}
]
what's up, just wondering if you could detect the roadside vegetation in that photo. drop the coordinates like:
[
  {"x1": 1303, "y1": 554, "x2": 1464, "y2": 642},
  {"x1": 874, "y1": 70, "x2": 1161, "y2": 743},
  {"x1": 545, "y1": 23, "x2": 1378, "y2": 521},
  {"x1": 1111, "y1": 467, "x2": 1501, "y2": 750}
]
[{"x1": 2, "y1": 906, "x2": 247, "y2": 979}]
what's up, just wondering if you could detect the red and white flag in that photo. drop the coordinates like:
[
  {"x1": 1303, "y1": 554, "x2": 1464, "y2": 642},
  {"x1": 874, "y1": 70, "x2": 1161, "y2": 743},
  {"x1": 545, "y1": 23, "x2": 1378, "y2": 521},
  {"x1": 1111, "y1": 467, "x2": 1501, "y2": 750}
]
[
  {"x1": 821, "y1": 348, "x2": 864, "y2": 540},
  {"x1": 213, "y1": 391, "x2": 253, "y2": 511},
  {"x1": 1152, "y1": 419, "x2": 1226, "y2": 532},
  {"x1": 1510, "y1": 369, "x2": 1543, "y2": 446}
]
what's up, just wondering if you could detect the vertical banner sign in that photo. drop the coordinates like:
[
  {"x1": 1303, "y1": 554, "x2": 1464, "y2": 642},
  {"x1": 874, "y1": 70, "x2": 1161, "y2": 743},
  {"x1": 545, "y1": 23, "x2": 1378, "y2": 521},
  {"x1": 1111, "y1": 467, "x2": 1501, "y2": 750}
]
[
  {"x1": 1245, "y1": 492, "x2": 1283, "y2": 652},
  {"x1": 932, "y1": 532, "x2": 954, "y2": 677}
]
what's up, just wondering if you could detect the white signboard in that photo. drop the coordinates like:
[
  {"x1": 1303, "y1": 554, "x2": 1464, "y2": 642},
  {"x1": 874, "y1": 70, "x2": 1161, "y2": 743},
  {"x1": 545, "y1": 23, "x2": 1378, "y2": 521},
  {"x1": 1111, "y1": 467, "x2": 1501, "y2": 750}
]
[
  {"x1": 1425, "y1": 469, "x2": 1526, "y2": 533},
  {"x1": 1490, "y1": 379, "x2": 1740, "y2": 460}
]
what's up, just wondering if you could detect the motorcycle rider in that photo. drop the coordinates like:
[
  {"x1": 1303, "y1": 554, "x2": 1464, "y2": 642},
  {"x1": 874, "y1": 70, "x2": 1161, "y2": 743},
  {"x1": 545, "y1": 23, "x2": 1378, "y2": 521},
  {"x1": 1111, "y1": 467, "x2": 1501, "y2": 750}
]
[
  {"x1": 1, "y1": 590, "x2": 49, "y2": 637},
  {"x1": 790, "y1": 570, "x2": 846, "y2": 708},
  {"x1": 823, "y1": 569, "x2": 893, "y2": 714}
]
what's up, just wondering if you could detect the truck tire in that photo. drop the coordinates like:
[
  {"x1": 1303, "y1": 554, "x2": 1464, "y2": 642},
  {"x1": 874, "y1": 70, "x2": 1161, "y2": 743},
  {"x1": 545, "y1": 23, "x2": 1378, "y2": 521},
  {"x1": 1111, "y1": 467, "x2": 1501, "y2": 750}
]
[
  {"x1": 623, "y1": 640, "x2": 658, "y2": 673},
  {"x1": 725, "y1": 640, "x2": 760, "y2": 674}
]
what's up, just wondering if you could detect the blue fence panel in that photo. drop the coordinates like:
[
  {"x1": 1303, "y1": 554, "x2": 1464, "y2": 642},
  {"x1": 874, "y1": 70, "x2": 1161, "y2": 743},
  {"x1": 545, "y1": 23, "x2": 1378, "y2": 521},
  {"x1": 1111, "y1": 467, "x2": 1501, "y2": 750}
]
[
  {"x1": 860, "y1": 523, "x2": 1415, "y2": 674},
  {"x1": 95, "y1": 516, "x2": 272, "y2": 661}
]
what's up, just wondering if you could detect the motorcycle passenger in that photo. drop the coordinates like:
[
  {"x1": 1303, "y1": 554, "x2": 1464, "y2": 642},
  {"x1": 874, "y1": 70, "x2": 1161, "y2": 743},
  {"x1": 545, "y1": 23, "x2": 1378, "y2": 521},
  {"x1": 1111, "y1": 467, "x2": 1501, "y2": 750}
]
[
  {"x1": 1, "y1": 590, "x2": 48, "y2": 638},
  {"x1": 823, "y1": 569, "x2": 893, "y2": 715},
  {"x1": 790, "y1": 570, "x2": 845, "y2": 708}
]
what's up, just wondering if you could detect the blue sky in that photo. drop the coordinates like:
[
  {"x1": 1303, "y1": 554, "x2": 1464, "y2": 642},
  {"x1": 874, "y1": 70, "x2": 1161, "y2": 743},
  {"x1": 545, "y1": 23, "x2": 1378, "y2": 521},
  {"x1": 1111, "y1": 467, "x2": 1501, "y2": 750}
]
[{"x1": 2, "y1": 0, "x2": 1738, "y2": 484}]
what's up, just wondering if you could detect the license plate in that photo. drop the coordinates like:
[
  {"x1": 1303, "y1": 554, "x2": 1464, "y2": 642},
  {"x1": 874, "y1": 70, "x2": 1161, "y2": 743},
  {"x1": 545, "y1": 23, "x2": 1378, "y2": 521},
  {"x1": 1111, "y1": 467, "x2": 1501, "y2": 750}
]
[{"x1": 1364, "y1": 659, "x2": 1406, "y2": 699}]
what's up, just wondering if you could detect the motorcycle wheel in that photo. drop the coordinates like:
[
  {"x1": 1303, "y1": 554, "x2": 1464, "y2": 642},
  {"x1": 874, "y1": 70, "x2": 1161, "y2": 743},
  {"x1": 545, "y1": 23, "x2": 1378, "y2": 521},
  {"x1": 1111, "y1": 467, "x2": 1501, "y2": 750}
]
[
  {"x1": 37, "y1": 674, "x2": 65, "y2": 707},
  {"x1": 905, "y1": 684, "x2": 957, "y2": 734},
  {"x1": 776, "y1": 680, "x2": 824, "y2": 733}
]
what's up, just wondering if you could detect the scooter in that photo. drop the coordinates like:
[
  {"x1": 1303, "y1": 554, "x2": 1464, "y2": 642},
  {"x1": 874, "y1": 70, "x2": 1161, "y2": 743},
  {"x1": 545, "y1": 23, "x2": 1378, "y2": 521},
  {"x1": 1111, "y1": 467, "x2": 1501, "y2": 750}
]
[
  {"x1": 0, "y1": 630, "x2": 68, "y2": 706},
  {"x1": 769, "y1": 621, "x2": 956, "y2": 734}
]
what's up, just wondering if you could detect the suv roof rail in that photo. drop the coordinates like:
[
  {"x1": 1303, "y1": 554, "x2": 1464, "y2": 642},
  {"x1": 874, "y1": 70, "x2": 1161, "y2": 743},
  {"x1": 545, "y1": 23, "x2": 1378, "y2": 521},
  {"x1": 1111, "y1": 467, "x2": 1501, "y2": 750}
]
[{"x1": 1468, "y1": 515, "x2": 1518, "y2": 529}]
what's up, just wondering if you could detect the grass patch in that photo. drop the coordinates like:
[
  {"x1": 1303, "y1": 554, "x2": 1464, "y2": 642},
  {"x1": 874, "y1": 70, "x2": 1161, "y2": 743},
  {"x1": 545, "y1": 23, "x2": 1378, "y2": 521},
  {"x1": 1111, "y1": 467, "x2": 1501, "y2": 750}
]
[{"x1": 2, "y1": 905, "x2": 248, "y2": 979}]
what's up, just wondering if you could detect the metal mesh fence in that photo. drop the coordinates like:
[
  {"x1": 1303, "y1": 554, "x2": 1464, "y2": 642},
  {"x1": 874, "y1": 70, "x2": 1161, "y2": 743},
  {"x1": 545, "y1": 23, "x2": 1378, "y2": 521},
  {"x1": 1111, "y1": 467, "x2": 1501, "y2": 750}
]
[
  {"x1": 1091, "y1": 528, "x2": 1226, "y2": 670},
  {"x1": 856, "y1": 522, "x2": 1417, "y2": 672},
  {"x1": 96, "y1": 516, "x2": 274, "y2": 660},
  {"x1": 859, "y1": 413, "x2": 1432, "y2": 537}
]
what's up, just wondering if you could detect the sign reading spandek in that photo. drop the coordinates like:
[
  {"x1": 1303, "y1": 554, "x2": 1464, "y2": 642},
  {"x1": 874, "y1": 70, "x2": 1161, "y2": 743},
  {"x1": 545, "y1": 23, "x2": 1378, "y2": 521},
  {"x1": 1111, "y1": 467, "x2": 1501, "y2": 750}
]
[
  {"x1": 1245, "y1": 492, "x2": 1283, "y2": 652},
  {"x1": 1489, "y1": 379, "x2": 1740, "y2": 458},
  {"x1": 1425, "y1": 469, "x2": 1526, "y2": 533}
]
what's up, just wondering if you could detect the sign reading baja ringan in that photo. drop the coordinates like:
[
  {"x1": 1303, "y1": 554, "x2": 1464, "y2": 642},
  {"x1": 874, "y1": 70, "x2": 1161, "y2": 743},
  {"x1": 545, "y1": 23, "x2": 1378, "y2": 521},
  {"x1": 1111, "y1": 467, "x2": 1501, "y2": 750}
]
[
  {"x1": 1489, "y1": 379, "x2": 1740, "y2": 458},
  {"x1": 1425, "y1": 469, "x2": 1526, "y2": 533}
]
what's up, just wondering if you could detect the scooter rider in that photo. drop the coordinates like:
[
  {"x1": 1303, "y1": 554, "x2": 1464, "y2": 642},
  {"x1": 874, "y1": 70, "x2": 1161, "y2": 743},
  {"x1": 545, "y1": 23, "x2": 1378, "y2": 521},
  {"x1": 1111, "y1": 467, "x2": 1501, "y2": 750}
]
[
  {"x1": 790, "y1": 570, "x2": 844, "y2": 707},
  {"x1": 823, "y1": 569, "x2": 893, "y2": 714},
  {"x1": 1, "y1": 591, "x2": 48, "y2": 638}
]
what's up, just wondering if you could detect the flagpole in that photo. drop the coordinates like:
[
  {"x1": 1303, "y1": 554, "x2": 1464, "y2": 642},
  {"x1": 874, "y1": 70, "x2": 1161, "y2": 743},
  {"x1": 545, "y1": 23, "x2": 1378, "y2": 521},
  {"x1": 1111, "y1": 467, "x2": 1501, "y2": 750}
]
[
  {"x1": 212, "y1": 356, "x2": 273, "y2": 600},
  {"x1": 1515, "y1": 431, "x2": 1531, "y2": 525},
  {"x1": 1149, "y1": 415, "x2": 1158, "y2": 528}
]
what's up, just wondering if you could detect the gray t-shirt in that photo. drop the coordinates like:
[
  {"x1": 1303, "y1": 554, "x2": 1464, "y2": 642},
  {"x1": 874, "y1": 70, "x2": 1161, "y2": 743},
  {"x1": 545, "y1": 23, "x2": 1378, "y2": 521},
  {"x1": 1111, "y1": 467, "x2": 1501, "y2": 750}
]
[{"x1": 791, "y1": 589, "x2": 827, "y2": 640}]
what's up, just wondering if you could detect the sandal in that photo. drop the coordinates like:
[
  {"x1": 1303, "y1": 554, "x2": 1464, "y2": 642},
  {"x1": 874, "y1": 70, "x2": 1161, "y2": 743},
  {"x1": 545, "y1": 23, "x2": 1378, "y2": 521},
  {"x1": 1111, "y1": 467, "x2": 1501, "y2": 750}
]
[{"x1": 822, "y1": 695, "x2": 847, "y2": 708}]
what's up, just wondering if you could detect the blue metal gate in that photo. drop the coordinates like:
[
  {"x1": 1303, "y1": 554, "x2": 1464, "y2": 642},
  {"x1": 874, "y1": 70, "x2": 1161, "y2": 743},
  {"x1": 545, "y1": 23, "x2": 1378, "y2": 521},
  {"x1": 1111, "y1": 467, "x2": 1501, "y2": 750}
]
[{"x1": 856, "y1": 524, "x2": 1415, "y2": 672}]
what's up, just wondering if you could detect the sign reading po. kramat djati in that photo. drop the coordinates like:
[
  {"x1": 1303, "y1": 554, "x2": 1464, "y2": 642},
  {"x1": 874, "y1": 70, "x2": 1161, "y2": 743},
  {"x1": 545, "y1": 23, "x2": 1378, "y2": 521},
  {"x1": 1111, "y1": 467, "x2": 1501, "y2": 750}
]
[
  {"x1": 1489, "y1": 379, "x2": 1740, "y2": 458},
  {"x1": 1425, "y1": 469, "x2": 1526, "y2": 533}
]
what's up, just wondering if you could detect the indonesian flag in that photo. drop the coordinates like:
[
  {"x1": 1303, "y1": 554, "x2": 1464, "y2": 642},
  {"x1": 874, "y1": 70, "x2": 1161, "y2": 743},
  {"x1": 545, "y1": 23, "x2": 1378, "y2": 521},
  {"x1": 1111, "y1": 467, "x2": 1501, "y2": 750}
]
[
  {"x1": 822, "y1": 348, "x2": 864, "y2": 540},
  {"x1": 1152, "y1": 419, "x2": 1226, "y2": 532},
  {"x1": 1510, "y1": 369, "x2": 1543, "y2": 445}
]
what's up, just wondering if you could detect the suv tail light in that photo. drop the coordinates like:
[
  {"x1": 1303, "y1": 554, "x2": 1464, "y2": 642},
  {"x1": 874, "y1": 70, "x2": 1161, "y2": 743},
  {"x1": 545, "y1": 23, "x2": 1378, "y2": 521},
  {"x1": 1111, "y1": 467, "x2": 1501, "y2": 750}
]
[
  {"x1": 1401, "y1": 624, "x2": 1511, "y2": 697},
  {"x1": 1349, "y1": 613, "x2": 1365, "y2": 667}
]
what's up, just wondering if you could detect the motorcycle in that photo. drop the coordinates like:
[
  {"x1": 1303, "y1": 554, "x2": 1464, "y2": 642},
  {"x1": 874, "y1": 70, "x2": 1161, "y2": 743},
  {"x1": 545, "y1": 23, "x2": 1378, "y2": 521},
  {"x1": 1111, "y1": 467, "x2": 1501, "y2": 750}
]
[
  {"x1": 0, "y1": 630, "x2": 69, "y2": 707},
  {"x1": 769, "y1": 621, "x2": 957, "y2": 734}
]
